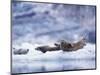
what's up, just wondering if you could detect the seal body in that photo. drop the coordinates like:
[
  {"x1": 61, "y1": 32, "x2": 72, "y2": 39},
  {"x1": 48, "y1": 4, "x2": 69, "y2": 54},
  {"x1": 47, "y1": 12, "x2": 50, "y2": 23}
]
[
  {"x1": 35, "y1": 45, "x2": 60, "y2": 53},
  {"x1": 13, "y1": 48, "x2": 29, "y2": 55},
  {"x1": 60, "y1": 38, "x2": 86, "y2": 51}
]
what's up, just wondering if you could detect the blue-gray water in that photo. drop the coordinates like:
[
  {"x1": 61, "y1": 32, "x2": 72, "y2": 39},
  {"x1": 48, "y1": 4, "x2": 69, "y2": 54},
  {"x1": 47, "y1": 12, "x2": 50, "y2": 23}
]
[{"x1": 12, "y1": 59, "x2": 95, "y2": 73}]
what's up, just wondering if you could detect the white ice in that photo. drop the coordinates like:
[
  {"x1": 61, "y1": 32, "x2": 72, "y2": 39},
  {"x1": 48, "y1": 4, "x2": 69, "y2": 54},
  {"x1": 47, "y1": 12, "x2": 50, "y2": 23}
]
[{"x1": 12, "y1": 42, "x2": 96, "y2": 73}]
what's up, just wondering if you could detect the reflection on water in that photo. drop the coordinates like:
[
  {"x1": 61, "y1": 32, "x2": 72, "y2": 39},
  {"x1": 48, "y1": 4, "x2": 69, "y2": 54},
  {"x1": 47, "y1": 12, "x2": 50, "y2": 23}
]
[{"x1": 12, "y1": 58, "x2": 95, "y2": 73}]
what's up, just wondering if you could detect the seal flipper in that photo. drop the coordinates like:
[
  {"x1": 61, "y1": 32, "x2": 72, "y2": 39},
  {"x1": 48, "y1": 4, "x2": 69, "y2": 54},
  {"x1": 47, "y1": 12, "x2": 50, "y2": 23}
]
[{"x1": 41, "y1": 50, "x2": 46, "y2": 53}]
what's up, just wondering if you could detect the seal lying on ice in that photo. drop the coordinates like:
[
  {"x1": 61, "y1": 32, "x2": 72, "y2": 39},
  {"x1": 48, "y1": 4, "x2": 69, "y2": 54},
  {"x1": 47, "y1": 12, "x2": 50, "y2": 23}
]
[
  {"x1": 60, "y1": 38, "x2": 86, "y2": 52},
  {"x1": 13, "y1": 48, "x2": 29, "y2": 55},
  {"x1": 35, "y1": 38, "x2": 86, "y2": 53},
  {"x1": 35, "y1": 45, "x2": 60, "y2": 53}
]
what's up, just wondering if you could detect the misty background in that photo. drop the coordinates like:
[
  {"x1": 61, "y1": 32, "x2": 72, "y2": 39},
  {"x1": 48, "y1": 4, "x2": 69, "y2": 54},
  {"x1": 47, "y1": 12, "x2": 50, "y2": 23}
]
[{"x1": 12, "y1": 2, "x2": 96, "y2": 45}]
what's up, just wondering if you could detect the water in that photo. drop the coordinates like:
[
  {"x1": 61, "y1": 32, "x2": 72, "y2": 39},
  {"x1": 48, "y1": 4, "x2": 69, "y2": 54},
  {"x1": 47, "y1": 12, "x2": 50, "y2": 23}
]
[{"x1": 12, "y1": 58, "x2": 95, "y2": 73}]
